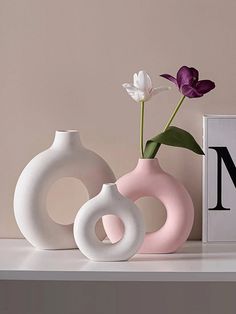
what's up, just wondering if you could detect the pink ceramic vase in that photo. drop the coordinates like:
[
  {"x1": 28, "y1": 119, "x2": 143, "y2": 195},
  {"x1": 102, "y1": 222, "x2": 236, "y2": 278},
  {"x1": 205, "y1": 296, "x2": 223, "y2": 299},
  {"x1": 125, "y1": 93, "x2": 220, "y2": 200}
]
[{"x1": 102, "y1": 158, "x2": 194, "y2": 254}]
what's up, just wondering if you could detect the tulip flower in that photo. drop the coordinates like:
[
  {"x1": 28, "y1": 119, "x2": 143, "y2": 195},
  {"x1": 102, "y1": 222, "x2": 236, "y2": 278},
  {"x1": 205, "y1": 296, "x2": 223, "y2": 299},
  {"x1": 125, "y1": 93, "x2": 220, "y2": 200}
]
[
  {"x1": 123, "y1": 70, "x2": 170, "y2": 158},
  {"x1": 160, "y1": 66, "x2": 215, "y2": 98},
  {"x1": 143, "y1": 66, "x2": 215, "y2": 158},
  {"x1": 122, "y1": 67, "x2": 215, "y2": 159},
  {"x1": 122, "y1": 70, "x2": 170, "y2": 103},
  {"x1": 159, "y1": 66, "x2": 215, "y2": 132}
]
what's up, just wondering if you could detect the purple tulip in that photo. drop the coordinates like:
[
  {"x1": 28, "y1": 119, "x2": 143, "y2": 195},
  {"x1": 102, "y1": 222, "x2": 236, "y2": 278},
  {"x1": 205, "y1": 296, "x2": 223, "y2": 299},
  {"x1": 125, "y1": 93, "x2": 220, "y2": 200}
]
[{"x1": 160, "y1": 66, "x2": 215, "y2": 98}]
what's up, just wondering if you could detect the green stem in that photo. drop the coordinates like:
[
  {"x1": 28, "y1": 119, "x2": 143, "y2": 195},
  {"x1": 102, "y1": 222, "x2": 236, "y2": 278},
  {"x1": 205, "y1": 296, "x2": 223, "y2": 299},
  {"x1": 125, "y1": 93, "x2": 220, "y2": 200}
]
[
  {"x1": 163, "y1": 95, "x2": 186, "y2": 131},
  {"x1": 154, "y1": 95, "x2": 186, "y2": 156},
  {"x1": 140, "y1": 101, "x2": 145, "y2": 158}
]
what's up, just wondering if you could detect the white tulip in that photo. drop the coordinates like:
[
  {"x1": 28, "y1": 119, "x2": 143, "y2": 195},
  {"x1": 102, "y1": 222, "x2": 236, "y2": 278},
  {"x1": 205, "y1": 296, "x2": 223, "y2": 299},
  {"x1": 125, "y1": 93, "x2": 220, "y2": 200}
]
[{"x1": 122, "y1": 70, "x2": 170, "y2": 103}]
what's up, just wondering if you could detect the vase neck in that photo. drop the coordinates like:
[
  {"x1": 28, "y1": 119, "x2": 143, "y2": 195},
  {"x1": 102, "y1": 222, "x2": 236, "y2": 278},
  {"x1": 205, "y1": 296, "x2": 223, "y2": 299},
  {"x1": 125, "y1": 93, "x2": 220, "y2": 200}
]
[
  {"x1": 51, "y1": 130, "x2": 83, "y2": 150},
  {"x1": 101, "y1": 183, "x2": 120, "y2": 196},
  {"x1": 135, "y1": 158, "x2": 162, "y2": 173}
]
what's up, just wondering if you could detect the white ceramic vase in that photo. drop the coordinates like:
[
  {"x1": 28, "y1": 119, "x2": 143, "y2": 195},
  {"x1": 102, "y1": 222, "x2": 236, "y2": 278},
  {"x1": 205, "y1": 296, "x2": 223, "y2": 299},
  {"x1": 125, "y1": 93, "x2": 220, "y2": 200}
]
[
  {"x1": 14, "y1": 130, "x2": 116, "y2": 250},
  {"x1": 73, "y1": 183, "x2": 145, "y2": 262}
]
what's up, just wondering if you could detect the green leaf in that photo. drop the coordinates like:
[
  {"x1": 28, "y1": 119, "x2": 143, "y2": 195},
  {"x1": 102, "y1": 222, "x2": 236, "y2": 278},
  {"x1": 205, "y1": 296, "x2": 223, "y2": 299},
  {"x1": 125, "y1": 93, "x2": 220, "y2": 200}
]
[{"x1": 144, "y1": 126, "x2": 204, "y2": 158}]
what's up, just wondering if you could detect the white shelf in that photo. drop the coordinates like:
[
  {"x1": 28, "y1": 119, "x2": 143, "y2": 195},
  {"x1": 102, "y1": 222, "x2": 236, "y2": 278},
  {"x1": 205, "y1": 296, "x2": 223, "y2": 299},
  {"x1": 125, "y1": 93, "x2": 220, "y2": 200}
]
[{"x1": 1, "y1": 239, "x2": 236, "y2": 282}]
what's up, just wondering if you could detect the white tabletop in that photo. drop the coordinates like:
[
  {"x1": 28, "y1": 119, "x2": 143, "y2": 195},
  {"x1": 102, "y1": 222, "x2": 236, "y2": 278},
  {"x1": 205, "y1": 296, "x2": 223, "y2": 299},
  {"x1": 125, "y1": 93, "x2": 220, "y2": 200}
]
[{"x1": 0, "y1": 239, "x2": 236, "y2": 281}]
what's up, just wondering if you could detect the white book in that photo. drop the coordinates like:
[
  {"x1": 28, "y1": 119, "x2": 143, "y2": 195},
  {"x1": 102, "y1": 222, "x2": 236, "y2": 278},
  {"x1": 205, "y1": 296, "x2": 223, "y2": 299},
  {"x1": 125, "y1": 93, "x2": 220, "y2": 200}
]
[{"x1": 203, "y1": 115, "x2": 236, "y2": 242}]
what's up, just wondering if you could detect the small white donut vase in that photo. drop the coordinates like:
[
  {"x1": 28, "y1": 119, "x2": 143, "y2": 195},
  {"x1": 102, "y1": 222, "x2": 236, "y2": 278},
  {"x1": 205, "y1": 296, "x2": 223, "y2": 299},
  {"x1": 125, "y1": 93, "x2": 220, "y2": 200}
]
[
  {"x1": 73, "y1": 183, "x2": 145, "y2": 262},
  {"x1": 14, "y1": 130, "x2": 115, "y2": 250}
]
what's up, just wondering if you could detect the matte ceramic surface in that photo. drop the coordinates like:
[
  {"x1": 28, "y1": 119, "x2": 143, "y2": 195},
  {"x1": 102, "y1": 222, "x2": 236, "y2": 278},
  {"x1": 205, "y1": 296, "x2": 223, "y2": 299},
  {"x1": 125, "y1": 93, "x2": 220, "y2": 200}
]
[
  {"x1": 102, "y1": 159, "x2": 194, "y2": 254},
  {"x1": 74, "y1": 183, "x2": 145, "y2": 262},
  {"x1": 14, "y1": 130, "x2": 115, "y2": 250}
]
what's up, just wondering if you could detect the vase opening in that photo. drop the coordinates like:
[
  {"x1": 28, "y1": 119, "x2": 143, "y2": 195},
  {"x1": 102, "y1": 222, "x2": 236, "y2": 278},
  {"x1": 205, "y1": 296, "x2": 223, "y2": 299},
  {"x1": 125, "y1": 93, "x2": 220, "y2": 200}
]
[
  {"x1": 135, "y1": 158, "x2": 162, "y2": 173},
  {"x1": 57, "y1": 129, "x2": 79, "y2": 133},
  {"x1": 101, "y1": 183, "x2": 119, "y2": 193},
  {"x1": 52, "y1": 130, "x2": 82, "y2": 150},
  {"x1": 103, "y1": 182, "x2": 116, "y2": 187}
]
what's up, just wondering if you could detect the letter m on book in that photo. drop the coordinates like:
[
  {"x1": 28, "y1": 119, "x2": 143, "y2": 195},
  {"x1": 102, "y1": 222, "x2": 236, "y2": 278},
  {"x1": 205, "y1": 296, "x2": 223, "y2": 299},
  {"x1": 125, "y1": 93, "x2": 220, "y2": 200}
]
[{"x1": 208, "y1": 147, "x2": 236, "y2": 210}]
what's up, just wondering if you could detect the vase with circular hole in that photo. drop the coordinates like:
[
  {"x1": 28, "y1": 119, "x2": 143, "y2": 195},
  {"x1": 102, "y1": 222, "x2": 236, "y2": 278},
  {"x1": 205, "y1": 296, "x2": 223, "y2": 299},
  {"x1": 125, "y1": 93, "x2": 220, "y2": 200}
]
[
  {"x1": 14, "y1": 130, "x2": 116, "y2": 250},
  {"x1": 102, "y1": 158, "x2": 194, "y2": 254},
  {"x1": 74, "y1": 183, "x2": 145, "y2": 261}
]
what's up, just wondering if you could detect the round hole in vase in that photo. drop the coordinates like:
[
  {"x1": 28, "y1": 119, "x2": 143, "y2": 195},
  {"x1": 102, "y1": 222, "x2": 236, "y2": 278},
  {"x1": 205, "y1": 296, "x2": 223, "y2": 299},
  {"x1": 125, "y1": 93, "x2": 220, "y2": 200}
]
[
  {"x1": 106, "y1": 198, "x2": 166, "y2": 244},
  {"x1": 136, "y1": 197, "x2": 167, "y2": 233},
  {"x1": 95, "y1": 215, "x2": 125, "y2": 244},
  {"x1": 47, "y1": 177, "x2": 88, "y2": 225},
  {"x1": 102, "y1": 158, "x2": 194, "y2": 254},
  {"x1": 14, "y1": 130, "x2": 116, "y2": 250},
  {"x1": 94, "y1": 217, "x2": 125, "y2": 246},
  {"x1": 73, "y1": 183, "x2": 145, "y2": 261}
]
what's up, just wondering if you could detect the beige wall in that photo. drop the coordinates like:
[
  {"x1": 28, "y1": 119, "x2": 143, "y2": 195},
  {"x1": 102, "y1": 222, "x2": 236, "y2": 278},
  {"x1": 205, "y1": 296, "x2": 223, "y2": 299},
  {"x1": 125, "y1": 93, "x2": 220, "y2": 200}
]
[{"x1": 0, "y1": 0, "x2": 235, "y2": 239}]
